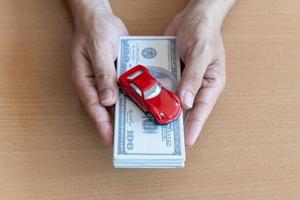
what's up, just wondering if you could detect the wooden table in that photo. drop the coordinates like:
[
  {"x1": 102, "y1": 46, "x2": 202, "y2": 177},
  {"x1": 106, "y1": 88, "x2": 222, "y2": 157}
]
[{"x1": 1, "y1": 0, "x2": 300, "y2": 199}]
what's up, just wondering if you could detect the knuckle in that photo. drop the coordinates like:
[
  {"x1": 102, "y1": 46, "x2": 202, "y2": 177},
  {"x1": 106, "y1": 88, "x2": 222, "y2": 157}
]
[
  {"x1": 219, "y1": 78, "x2": 226, "y2": 91},
  {"x1": 87, "y1": 99, "x2": 99, "y2": 109},
  {"x1": 215, "y1": 72, "x2": 226, "y2": 91},
  {"x1": 194, "y1": 99, "x2": 214, "y2": 111},
  {"x1": 190, "y1": 72, "x2": 202, "y2": 83},
  {"x1": 221, "y1": 73, "x2": 227, "y2": 86},
  {"x1": 181, "y1": 72, "x2": 202, "y2": 96},
  {"x1": 89, "y1": 43, "x2": 116, "y2": 65},
  {"x1": 194, "y1": 99, "x2": 211, "y2": 109},
  {"x1": 94, "y1": 70, "x2": 115, "y2": 89},
  {"x1": 183, "y1": 67, "x2": 204, "y2": 83},
  {"x1": 94, "y1": 69, "x2": 115, "y2": 80},
  {"x1": 205, "y1": 65, "x2": 226, "y2": 90}
]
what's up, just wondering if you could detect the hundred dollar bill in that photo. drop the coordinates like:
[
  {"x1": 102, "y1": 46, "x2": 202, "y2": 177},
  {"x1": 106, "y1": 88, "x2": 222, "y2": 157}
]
[{"x1": 113, "y1": 36, "x2": 185, "y2": 168}]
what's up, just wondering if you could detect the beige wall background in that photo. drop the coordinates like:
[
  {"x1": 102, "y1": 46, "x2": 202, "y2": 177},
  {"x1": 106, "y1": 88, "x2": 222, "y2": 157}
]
[{"x1": 0, "y1": 0, "x2": 300, "y2": 199}]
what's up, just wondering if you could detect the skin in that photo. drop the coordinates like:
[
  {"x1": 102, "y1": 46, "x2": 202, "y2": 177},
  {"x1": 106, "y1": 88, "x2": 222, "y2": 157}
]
[{"x1": 68, "y1": 0, "x2": 236, "y2": 147}]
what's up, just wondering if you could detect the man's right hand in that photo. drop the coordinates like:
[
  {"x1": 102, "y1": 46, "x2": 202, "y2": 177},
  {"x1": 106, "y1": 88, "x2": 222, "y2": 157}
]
[{"x1": 68, "y1": 0, "x2": 128, "y2": 147}]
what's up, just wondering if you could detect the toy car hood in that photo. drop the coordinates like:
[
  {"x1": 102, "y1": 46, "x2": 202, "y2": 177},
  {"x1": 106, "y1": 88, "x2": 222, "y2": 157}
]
[{"x1": 146, "y1": 88, "x2": 181, "y2": 118}]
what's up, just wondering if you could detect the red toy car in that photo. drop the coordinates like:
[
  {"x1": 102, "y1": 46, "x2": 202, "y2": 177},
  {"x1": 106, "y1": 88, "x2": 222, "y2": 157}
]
[{"x1": 118, "y1": 64, "x2": 181, "y2": 124}]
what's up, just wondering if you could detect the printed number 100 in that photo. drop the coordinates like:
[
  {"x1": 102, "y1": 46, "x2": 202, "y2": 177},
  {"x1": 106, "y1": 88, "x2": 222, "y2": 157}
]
[{"x1": 126, "y1": 130, "x2": 134, "y2": 150}]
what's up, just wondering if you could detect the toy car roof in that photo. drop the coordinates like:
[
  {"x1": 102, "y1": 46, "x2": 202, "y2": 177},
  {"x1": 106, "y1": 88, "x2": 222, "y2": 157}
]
[{"x1": 124, "y1": 65, "x2": 157, "y2": 92}]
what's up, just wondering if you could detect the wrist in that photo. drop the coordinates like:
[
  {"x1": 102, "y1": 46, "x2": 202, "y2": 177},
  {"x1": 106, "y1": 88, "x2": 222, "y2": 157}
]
[
  {"x1": 68, "y1": 0, "x2": 113, "y2": 27},
  {"x1": 184, "y1": 0, "x2": 236, "y2": 30}
]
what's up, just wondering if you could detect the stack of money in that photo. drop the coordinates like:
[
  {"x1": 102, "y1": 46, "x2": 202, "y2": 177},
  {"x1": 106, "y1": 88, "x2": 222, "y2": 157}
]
[{"x1": 113, "y1": 36, "x2": 185, "y2": 168}]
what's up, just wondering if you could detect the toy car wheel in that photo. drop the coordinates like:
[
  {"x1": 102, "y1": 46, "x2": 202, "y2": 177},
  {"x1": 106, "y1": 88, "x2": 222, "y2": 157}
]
[
  {"x1": 120, "y1": 88, "x2": 126, "y2": 95},
  {"x1": 146, "y1": 112, "x2": 155, "y2": 122}
]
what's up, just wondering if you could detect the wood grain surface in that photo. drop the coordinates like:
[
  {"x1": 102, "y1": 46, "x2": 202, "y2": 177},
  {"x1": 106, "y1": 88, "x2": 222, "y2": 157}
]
[{"x1": 1, "y1": 0, "x2": 300, "y2": 199}]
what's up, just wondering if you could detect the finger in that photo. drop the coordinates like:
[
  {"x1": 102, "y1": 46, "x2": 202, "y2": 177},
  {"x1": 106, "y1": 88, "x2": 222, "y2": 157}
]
[
  {"x1": 178, "y1": 43, "x2": 213, "y2": 109},
  {"x1": 72, "y1": 51, "x2": 114, "y2": 147},
  {"x1": 184, "y1": 65, "x2": 226, "y2": 146},
  {"x1": 89, "y1": 42, "x2": 118, "y2": 107}
]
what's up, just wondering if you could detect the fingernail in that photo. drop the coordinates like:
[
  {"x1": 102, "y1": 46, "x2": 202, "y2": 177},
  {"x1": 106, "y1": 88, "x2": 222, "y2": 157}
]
[
  {"x1": 183, "y1": 91, "x2": 194, "y2": 108},
  {"x1": 101, "y1": 88, "x2": 114, "y2": 104}
]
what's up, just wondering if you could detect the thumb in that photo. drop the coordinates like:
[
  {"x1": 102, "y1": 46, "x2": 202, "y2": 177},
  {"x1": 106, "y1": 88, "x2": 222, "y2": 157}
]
[
  {"x1": 90, "y1": 43, "x2": 118, "y2": 107},
  {"x1": 178, "y1": 44, "x2": 212, "y2": 109}
]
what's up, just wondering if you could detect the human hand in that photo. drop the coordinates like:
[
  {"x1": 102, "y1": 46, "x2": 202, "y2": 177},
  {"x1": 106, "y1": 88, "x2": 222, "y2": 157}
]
[
  {"x1": 68, "y1": 0, "x2": 128, "y2": 146},
  {"x1": 165, "y1": 0, "x2": 235, "y2": 146}
]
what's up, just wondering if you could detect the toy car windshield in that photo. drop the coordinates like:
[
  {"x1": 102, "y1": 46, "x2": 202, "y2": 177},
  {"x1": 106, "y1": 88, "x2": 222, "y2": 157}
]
[
  {"x1": 144, "y1": 83, "x2": 162, "y2": 99},
  {"x1": 127, "y1": 70, "x2": 143, "y2": 80}
]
